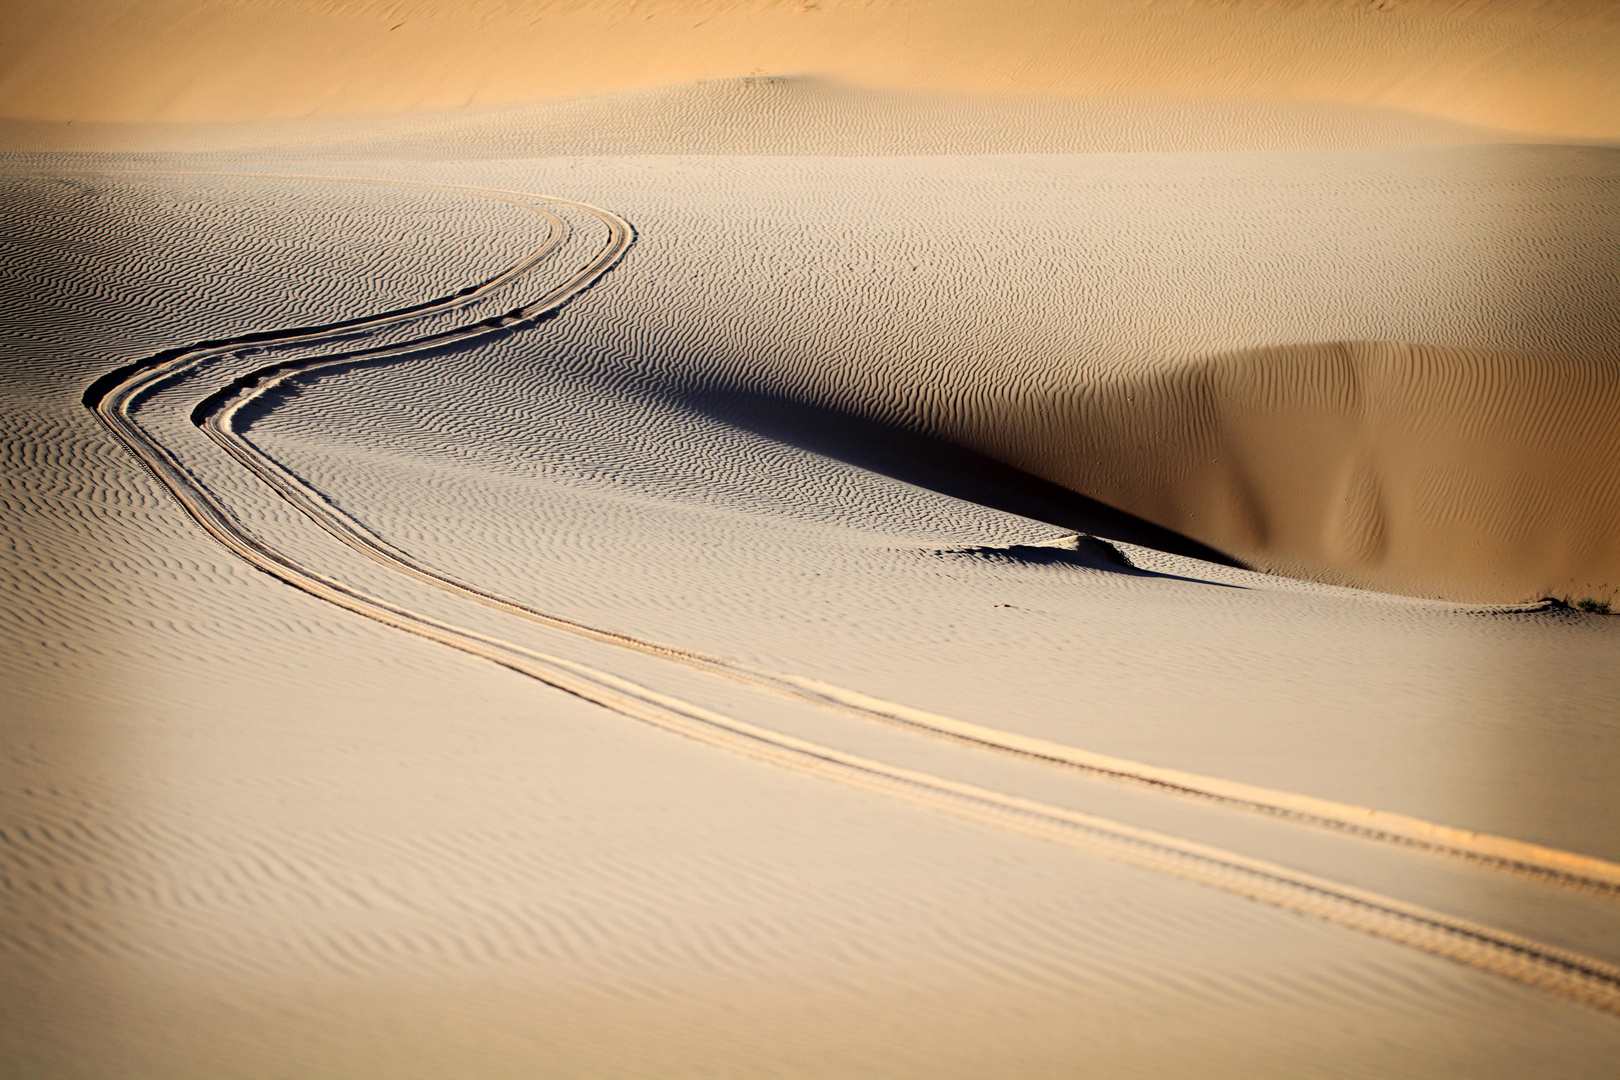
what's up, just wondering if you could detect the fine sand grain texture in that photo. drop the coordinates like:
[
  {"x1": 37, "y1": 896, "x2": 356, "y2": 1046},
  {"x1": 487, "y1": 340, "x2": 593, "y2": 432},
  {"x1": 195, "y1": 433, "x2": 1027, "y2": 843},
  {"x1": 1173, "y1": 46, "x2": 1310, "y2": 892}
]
[{"x1": 2, "y1": 8, "x2": 1619, "y2": 1078}]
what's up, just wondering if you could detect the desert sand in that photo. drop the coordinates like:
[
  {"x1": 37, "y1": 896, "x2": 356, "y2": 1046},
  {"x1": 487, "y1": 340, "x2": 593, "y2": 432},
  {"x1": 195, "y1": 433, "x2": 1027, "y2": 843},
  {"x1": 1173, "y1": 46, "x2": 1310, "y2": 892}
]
[
  {"x1": 3, "y1": 0, "x2": 1620, "y2": 138},
  {"x1": 3, "y1": 2, "x2": 1620, "y2": 1078}
]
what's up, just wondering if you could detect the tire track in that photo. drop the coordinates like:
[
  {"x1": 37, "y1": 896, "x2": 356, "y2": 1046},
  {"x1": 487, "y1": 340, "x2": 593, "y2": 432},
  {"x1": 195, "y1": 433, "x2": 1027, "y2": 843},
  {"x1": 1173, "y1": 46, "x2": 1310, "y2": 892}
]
[
  {"x1": 65, "y1": 172, "x2": 581, "y2": 421},
  {"x1": 79, "y1": 171, "x2": 1620, "y2": 1016},
  {"x1": 201, "y1": 348, "x2": 1620, "y2": 899}
]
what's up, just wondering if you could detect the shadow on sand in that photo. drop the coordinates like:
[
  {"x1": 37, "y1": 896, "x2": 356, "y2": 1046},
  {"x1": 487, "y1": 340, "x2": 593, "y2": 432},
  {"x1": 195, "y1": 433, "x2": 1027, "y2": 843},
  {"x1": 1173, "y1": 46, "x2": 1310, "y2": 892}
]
[{"x1": 674, "y1": 385, "x2": 1248, "y2": 571}]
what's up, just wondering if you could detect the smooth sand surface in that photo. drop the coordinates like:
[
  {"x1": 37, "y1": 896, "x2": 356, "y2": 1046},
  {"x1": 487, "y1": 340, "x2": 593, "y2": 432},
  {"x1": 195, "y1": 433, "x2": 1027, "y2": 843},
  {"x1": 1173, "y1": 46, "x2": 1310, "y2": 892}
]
[
  {"x1": 3, "y1": 0, "x2": 1620, "y2": 138},
  {"x1": 0, "y1": 76, "x2": 1555, "y2": 156},
  {"x1": 3, "y1": 9, "x2": 1619, "y2": 1079},
  {"x1": 980, "y1": 339, "x2": 1620, "y2": 603}
]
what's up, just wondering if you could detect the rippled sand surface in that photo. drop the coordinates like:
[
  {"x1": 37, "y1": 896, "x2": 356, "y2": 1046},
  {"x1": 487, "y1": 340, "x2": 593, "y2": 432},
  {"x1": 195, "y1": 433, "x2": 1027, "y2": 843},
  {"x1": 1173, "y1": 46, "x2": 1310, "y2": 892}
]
[{"x1": 3, "y1": 34, "x2": 1620, "y2": 1080}]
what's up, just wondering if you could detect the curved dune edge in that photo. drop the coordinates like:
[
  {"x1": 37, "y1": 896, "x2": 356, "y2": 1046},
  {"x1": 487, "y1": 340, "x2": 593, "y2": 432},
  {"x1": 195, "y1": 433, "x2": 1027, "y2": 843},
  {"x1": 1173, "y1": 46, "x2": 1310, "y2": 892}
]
[
  {"x1": 2, "y1": 0, "x2": 1618, "y2": 138},
  {"x1": 966, "y1": 342, "x2": 1620, "y2": 605}
]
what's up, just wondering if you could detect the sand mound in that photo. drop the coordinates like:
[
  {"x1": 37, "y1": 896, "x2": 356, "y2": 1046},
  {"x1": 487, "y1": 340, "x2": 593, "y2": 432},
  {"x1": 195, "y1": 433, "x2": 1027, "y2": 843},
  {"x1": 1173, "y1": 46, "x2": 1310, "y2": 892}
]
[
  {"x1": 2, "y1": 0, "x2": 1618, "y2": 138},
  {"x1": 968, "y1": 342, "x2": 1620, "y2": 604}
]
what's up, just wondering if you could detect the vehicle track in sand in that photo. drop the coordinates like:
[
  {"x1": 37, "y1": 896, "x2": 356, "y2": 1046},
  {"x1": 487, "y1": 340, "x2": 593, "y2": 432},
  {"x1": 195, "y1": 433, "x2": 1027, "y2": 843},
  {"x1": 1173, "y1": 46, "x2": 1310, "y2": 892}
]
[
  {"x1": 203, "y1": 360, "x2": 1620, "y2": 897},
  {"x1": 73, "y1": 168, "x2": 1620, "y2": 1017}
]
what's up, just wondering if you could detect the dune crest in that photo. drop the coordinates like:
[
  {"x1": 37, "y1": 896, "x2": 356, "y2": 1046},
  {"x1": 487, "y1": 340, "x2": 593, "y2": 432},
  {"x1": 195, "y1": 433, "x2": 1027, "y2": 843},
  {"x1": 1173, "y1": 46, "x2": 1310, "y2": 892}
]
[
  {"x1": 0, "y1": 77, "x2": 1536, "y2": 156},
  {"x1": 2, "y1": 0, "x2": 1617, "y2": 137},
  {"x1": 977, "y1": 342, "x2": 1620, "y2": 603}
]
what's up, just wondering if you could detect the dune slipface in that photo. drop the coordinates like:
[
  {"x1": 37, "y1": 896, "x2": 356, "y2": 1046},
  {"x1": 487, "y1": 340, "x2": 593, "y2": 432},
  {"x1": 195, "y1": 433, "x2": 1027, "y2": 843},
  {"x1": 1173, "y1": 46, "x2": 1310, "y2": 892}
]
[{"x1": 968, "y1": 342, "x2": 1620, "y2": 603}]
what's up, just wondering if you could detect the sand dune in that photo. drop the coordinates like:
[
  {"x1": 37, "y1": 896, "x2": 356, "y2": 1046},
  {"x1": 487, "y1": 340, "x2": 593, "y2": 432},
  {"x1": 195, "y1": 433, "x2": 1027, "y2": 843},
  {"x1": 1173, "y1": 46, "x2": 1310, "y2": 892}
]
[
  {"x1": 90, "y1": 252, "x2": 1620, "y2": 1011},
  {"x1": 264, "y1": 127, "x2": 1610, "y2": 607},
  {"x1": 3, "y1": 0, "x2": 1619, "y2": 138},
  {"x1": 3, "y1": 3, "x2": 1620, "y2": 1075},
  {"x1": 0, "y1": 77, "x2": 1550, "y2": 156},
  {"x1": 978, "y1": 341, "x2": 1620, "y2": 603},
  {"x1": 5, "y1": 149, "x2": 1620, "y2": 1076}
]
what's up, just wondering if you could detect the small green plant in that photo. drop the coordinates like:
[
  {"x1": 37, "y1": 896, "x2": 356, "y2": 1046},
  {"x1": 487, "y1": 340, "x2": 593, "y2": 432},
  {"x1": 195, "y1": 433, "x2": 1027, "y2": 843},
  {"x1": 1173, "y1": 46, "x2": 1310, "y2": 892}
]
[{"x1": 1575, "y1": 597, "x2": 1612, "y2": 614}]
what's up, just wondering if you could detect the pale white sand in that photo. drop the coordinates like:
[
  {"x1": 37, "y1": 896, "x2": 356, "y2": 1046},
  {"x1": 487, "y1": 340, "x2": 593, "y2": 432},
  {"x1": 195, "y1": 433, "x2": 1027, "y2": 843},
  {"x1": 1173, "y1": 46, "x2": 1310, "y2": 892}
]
[{"x1": 2, "y1": 13, "x2": 1620, "y2": 1078}]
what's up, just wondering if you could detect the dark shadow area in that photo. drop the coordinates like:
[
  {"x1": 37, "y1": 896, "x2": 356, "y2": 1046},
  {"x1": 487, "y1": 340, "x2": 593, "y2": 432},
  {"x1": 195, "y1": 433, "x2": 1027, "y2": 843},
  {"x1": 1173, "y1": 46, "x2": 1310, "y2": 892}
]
[
  {"x1": 190, "y1": 288, "x2": 1245, "y2": 575},
  {"x1": 674, "y1": 386, "x2": 1248, "y2": 569},
  {"x1": 220, "y1": 336, "x2": 1245, "y2": 592},
  {"x1": 924, "y1": 541, "x2": 1244, "y2": 590}
]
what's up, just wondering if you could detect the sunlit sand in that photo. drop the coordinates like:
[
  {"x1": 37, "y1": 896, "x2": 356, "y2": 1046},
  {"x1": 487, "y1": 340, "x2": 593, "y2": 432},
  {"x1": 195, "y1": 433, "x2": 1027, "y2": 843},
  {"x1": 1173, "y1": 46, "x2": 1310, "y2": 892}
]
[{"x1": 3, "y1": 2, "x2": 1618, "y2": 1077}]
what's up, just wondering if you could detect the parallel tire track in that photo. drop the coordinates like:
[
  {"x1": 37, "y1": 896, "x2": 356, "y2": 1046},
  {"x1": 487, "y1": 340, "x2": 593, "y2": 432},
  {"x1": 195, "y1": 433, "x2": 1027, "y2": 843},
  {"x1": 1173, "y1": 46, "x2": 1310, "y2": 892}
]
[
  {"x1": 202, "y1": 346, "x2": 1620, "y2": 899},
  {"x1": 79, "y1": 171, "x2": 1620, "y2": 1016}
]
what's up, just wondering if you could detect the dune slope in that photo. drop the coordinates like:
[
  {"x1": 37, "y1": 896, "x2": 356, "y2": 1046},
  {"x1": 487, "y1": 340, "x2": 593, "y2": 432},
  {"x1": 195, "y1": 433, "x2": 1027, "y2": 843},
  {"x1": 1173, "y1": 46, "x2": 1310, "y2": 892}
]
[
  {"x1": 5, "y1": 163, "x2": 1617, "y2": 1079},
  {"x1": 983, "y1": 341, "x2": 1620, "y2": 602},
  {"x1": 2, "y1": 0, "x2": 1619, "y2": 138},
  {"x1": 3, "y1": 17, "x2": 1620, "y2": 1073}
]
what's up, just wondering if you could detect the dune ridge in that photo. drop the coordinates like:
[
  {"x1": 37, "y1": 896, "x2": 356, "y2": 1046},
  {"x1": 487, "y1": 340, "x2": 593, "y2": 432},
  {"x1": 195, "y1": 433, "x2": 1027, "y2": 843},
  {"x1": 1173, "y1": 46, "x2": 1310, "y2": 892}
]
[
  {"x1": 964, "y1": 341, "x2": 1620, "y2": 604},
  {"x1": 6, "y1": 151, "x2": 1620, "y2": 1076},
  {"x1": 5, "y1": 0, "x2": 1620, "y2": 1062},
  {"x1": 2, "y1": 0, "x2": 1618, "y2": 138},
  {"x1": 83, "y1": 188, "x2": 1620, "y2": 1010},
  {"x1": 0, "y1": 77, "x2": 1549, "y2": 157}
]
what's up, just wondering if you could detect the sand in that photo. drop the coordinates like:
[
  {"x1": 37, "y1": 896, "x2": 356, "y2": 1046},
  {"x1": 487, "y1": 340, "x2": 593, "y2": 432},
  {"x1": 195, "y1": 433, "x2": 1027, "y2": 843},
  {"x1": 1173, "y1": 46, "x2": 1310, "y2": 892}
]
[
  {"x1": 1005, "y1": 340, "x2": 1620, "y2": 602},
  {"x1": 3, "y1": 0, "x2": 1619, "y2": 138},
  {"x1": 3, "y1": 6, "x2": 1620, "y2": 1079}
]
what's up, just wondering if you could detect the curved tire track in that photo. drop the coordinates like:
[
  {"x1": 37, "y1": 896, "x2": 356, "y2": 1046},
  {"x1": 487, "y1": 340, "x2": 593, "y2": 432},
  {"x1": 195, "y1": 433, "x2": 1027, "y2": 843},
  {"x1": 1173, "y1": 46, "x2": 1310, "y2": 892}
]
[
  {"x1": 201, "y1": 340, "x2": 1620, "y2": 898},
  {"x1": 80, "y1": 170, "x2": 1620, "y2": 1017}
]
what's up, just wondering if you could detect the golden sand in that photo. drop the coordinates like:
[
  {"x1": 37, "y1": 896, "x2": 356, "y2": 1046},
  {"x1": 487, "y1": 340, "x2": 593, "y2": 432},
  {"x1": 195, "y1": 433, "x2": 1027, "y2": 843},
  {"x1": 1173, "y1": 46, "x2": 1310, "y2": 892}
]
[{"x1": 1, "y1": 0, "x2": 1617, "y2": 138}]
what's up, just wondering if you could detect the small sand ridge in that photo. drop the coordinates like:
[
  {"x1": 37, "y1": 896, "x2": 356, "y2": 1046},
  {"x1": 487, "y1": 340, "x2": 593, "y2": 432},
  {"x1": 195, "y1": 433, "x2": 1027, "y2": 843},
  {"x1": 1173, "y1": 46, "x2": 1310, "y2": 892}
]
[{"x1": 80, "y1": 169, "x2": 1620, "y2": 1015}]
